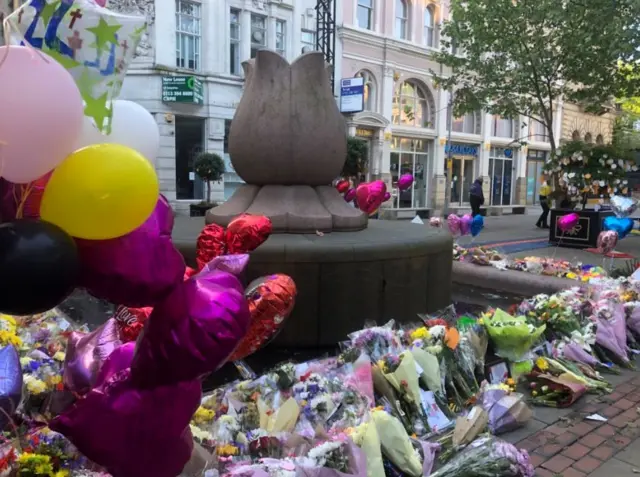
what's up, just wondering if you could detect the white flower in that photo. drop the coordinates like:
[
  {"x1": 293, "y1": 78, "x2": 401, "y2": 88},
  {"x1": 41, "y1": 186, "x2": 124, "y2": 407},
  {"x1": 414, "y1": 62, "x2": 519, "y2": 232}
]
[
  {"x1": 611, "y1": 164, "x2": 617, "y2": 169},
  {"x1": 619, "y1": 159, "x2": 625, "y2": 166},
  {"x1": 568, "y1": 172, "x2": 576, "y2": 178},
  {"x1": 624, "y1": 180, "x2": 629, "y2": 185},
  {"x1": 603, "y1": 154, "x2": 609, "y2": 159},
  {"x1": 429, "y1": 325, "x2": 446, "y2": 339}
]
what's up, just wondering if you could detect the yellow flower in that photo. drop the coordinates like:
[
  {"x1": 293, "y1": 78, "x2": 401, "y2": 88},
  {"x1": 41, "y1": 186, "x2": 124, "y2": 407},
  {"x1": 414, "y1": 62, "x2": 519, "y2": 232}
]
[
  {"x1": 192, "y1": 406, "x2": 215, "y2": 425},
  {"x1": 536, "y1": 357, "x2": 549, "y2": 371},
  {"x1": 216, "y1": 444, "x2": 239, "y2": 456},
  {"x1": 53, "y1": 351, "x2": 66, "y2": 362},
  {"x1": 566, "y1": 272, "x2": 578, "y2": 280},
  {"x1": 54, "y1": 471, "x2": 70, "y2": 477},
  {"x1": 47, "y1": 375, "x2": 62, "y2": 389},
  {"x1": 0, "y1": 330, "x2": 21, "y2": 347},
  {"x1": 24, "y1": 376, "x2": 47, "y2": 395},
  {"x1": 506, "y1": 378, "x2": 516, "y2": 386},
  {"x1": 410, "y1": 327, "x2": 431, "y2": 341}
]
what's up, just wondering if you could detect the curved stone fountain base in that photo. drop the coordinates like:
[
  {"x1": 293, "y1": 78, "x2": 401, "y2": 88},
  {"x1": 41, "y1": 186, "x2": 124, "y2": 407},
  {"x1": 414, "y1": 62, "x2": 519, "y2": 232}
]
[
  {"x1": 173, "y1": 218, "x2": 452, "y2": 347},
  {"x1": 205, "y1": 185, "x2": 368, "y2": 233}
]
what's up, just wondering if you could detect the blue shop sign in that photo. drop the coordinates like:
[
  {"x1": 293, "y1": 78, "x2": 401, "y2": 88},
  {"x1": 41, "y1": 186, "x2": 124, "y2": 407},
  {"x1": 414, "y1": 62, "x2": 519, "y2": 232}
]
[{"x1": 445, "y1": 143, "x2": 479, "y2": 157}]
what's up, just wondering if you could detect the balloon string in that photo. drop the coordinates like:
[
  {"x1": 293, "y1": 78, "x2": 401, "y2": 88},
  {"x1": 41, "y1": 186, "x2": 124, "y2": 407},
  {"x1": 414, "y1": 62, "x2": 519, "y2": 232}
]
[
  {"x1": 552, "y1": 231, "x2": 564, "y2": 260},
  {"x1": 15, "y1": 182, "x2": 33, "y2": 219}
]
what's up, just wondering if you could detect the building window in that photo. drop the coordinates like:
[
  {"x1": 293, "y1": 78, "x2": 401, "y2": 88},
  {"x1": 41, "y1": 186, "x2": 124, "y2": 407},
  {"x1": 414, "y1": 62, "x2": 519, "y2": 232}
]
[
  {"x1": 393, "y1": 81, "x2": 432, "y2": 128},
  {"x1": 356, "y1": 70, "x2": 376, "y2": 111},
  {"x1": 390, "y1": 137, "x2": 430, "y2": 208},
  {"x1": 175, "y1": 0, "x2": 201, "y2": 71},
  {"x1": 584, "y1": 132, "x2": 593, "y2": 144},
  {"x1": 489, "y1": 147, "x2": 514, "y2": 206},
  {"x1": 572, "y1": 130, "x2": 580, "y2": 141},
  {"x1": 424, "y1": 5, "x2": 435, "y2": 47},
  {"x1": 357, "y1": 0, "x2": 373, "y2": 30},
  {"x1": 395, "y1": 0, "x2": 408, "y2": 40},
  {"x1": 251, "y1": 14, "x2": 267, "y2": 58},
  {"x1": 229, "y1": 9, "x2": 240, "y2": 75},
  {"x1": 528, "y1": 119, "x2": 548, "y2": 142},
  {"x1": 175, "y1": 116, "x2": 205, "y2": 200},
  {"x1": 526, "y1": 150, "x2": 547, "y2": 205},
  {"x1": 451, "y1": 111, "x2": 477, "y2": 134},
  {"x1": 596, "y1": 134, "x2": 604, "y2": 145},
  {"x1": 276, "y1": 19, "x2": 286, "y2": 57},
  {"x1": 491, "y1": 116, "x2": 513, "y2": 138},
  {"x1": 301, "y1": 30, "x2": 316, "y2": 53}
]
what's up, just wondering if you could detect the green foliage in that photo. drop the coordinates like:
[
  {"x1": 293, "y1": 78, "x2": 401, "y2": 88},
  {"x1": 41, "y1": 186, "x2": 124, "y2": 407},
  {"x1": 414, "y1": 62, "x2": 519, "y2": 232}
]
[
  {"x1": 610, "y1": 259, "x2": 640, "y2": 279},
  {"x1": 194, "y1": 152, "x2": 226, "y2": 204},
  {"x1": 434, "y1": 0, "x2": 640, "y2": 151},
  {"x1": 343, "y1": 137, "x2": 369, "y2": 179}
]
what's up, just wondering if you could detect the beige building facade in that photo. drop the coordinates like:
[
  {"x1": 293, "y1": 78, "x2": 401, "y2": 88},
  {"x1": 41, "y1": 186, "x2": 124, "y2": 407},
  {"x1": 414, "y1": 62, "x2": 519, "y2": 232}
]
[{"x1": 560, "y1": 103, "x2": 616, "y2": 145}]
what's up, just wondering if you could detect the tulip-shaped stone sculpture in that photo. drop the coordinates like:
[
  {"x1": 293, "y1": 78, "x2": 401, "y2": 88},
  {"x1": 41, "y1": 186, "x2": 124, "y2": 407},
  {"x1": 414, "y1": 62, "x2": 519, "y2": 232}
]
[{"x1": 206, "y1": 50, "x2": 368, "y2": 233}]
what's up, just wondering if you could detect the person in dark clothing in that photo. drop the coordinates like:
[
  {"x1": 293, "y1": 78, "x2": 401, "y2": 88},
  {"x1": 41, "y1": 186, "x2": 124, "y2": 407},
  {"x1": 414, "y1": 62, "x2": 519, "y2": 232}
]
[
  {"x1": 536, "y1": 181, "x2": 551, "y2": 228},
  {"x1": 469, "y1": 178, "x2": 484, "y2": 217}
]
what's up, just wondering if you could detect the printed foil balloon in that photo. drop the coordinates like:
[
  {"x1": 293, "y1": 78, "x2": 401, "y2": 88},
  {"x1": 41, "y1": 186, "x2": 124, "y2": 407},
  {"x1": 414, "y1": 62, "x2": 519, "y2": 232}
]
[
  {"x1": 610, "y1": 195, "x2": 638, "y2": 218},
  {"x1": 356, "y1": 180, "x2": 387, "y2": 215},
  {"x1": 344, "y1": 188, "x2": 356, "y2": 202},
  {"x1": 0, "y1": 172, "x2": 52, "y2": 221},
  {"x1": 471, "y1": 214, "x2": 484, "y2": 237},
  {"x1": 397, "y1": 174, "x2": 414, "y2": 191},
  {"x1": 335, "y1": 179, "x2": 350, "y2": 194},
  {"x1": 383, "y1": 192, "x2": 391, "y2": 202},
  {"x1": 597, "y1": 230, "x2": 619, "y2": 255},
  {"x1": 226, "y1": 214, "x2": 273, "y2": 254},
  {"x1": 447, "y1": 214, "x2": 461, "y2": 236},
  {"x1": 7, "y1": 0, "x2": 147, "y2": 133},
  {"x1": 460, "y1": 214, "x2": 473, "y2": 236},
  {"x1": 196, "y1": 223, "x2": 226, "y2": 270},
  {"x1": 0, "y1": 346, "x2": 22, "y2": 431},
  {"x1": 557, "y1": 213, "x2": 580, "y2": 233},
  {"x1": 113, "y1": 305, "x2": 152, "y2": 342},
  {"x1": 603, "y1": 216, "x2": 634, "y2": 239},
  {"x1": 429, "y1": 217, "x2": 442, "y2": 228},
  {"x1": 229, "y1": 274, "x2": 297, "y2": 362}
]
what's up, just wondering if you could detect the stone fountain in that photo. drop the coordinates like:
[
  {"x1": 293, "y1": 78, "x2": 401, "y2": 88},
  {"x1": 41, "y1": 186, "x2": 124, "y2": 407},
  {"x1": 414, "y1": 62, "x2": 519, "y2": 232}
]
[{"x1": 173, "y1": 50, "x2": 453, "y2": 347}]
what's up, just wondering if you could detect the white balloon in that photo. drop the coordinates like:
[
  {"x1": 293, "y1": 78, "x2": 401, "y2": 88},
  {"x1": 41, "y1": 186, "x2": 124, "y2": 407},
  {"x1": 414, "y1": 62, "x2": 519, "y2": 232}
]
[{"x1": 75, "y1": 100, "x2": 160, "y2": 164}]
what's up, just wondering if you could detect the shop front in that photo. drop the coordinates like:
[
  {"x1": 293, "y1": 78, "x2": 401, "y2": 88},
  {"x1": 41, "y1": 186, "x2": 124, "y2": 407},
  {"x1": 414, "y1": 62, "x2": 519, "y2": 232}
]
[
  {"x1": 355, "y1": 127, "x2": 375, "y2": 182},
  {"x1": 526, "y1": 150, "x2": 547, "y2": 205},
  {"x1": 390, "y1": 137, "x2": 432, "y2": 209},
  {"x1": 445, "y1": 143, "x2": 479, "y2": 205},
  {"x1": 489, "y1": 147, "x2": 515, "y2": 206}
]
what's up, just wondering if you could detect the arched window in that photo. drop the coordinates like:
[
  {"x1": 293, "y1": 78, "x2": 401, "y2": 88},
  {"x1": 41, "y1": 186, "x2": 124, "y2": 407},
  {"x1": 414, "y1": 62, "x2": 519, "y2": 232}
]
[
  {"x1": 424, "y1": 5, "x2": 435, "y2": 47},
  {"x1": 356, "y1": 70, "x2": 376, "y2": 111},
  {"x1": 491, "y1": 115, "x2": 513, "y2": 138},
  {"x1": 572, "y1": 130, "x2": 581, "y2": 141},
  {"x1": 452, "y1": 111, "x2": 477, "y2": 134},
  {"x1": 395, "y1": 0, "x2": 408, "y2": 40},
  {"x1": 596, "y1": 134, "x2": 604, "y2": 145},
  {"x1": 392, "y1": 81, "x2": 433, "y2": 128},
  {"x1": 584, "y1": 133, "x2": 593, "y2": 144}
]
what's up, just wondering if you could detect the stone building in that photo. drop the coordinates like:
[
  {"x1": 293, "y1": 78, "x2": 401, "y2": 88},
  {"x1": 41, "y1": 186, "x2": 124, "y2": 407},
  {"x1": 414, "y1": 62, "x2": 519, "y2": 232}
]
[{"x1": 560, "y1": 102, "x2": 617, "y2": 145}]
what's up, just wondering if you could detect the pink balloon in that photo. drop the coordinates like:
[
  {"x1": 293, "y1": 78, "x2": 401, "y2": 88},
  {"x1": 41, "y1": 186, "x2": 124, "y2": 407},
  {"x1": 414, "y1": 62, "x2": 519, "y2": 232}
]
[
  {"x1": 557, "y1": 213, "x2": 580, "y2": 233},
  {"x1": 344, "y1": 188, "x2": 356, "y2": 202},
  {"x1": 398, "y1": 174, "x2": 414, "y2": 191},
  {"x1": 356, "y1": 180, "x2": 387, "y2": 214},
  {"x1": 460, "y1": 214, "x2": 473, "y2": 236},
  {"x1": 383, "y1": 192, "x2": 391, "y2": 202},
  {"x1": 597, "y1": 230, "x2": 618, "y2": 255},
  {"x1": 429, "y1": 217, "x2": 442, "y2": 228},
  {"x1": 447, "y1": 214, "x2": 461, "y2": 236},
  {"x1": 93, "y1": 0, "x2": 108, "y2": 6},
  {"x1": 0, "y1": 46, "x2": 84, "y2": 184}
]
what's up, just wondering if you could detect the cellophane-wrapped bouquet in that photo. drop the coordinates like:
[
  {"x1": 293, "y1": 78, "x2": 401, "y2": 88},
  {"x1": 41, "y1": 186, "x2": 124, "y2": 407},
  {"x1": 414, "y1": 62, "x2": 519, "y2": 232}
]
[
  {"x1": 348, "y1": 322, "x2": 400, "y2": 363},
  {"x1": 477, "y1": 383, "x2": 532, "y2": 435}
]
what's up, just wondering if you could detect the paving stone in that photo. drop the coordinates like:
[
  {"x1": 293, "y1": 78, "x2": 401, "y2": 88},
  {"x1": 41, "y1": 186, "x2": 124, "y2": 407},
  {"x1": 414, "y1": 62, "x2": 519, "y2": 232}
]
[
  {"x1": 620, "y1": 407, "x2": 639, "y2": 419},
  {"x1": 607, "y1": 434, "x2": 632, "y2": 450},
  {"x1": 602, "y1": 406, "x2": 623, "y2": 418},
  {"x1": 568, "y1": 421, "x2": 595, "y2": 437},
  {"x1": 534, "y1": 468, "x2": 554, "y2": 477},
  {"x1": 616, "y1": 383, "x2": 636, "y2": 394},
  {"x1": 544, "y1": 424, "x2": 569, "y2": 436},
  {"x1": 595, "y1": 424, "x2": 617, "y2": 437},
  {"x1": 614, "y1": 444, "x2": 640, "y2": 467},
  {"x1": 579, "y1": 402, "x2": 606, "y2": 414},
  {"x1": 563, "y1": 468, "x2": 586, "y2": 477},
  {"x1": 607, "y1": 373, "x2": 636, "y2": 386},
  {"x1": 534, "y1": 406, "x2": 573, "y2": 425},
  {"x1": 613, "y1": 398, "x2": 635, "y2": 410},
  {"x1": 626, "y1": 391, "x2": 640, "y2": 402},
  {"x1": 553, "y1": 431, "x2": 578, "y2": 446},
  {"x1": 579, "y1": 432, "x2": 607, "y2": 448},
  {"x1": 529, "y1": 453, "x2": 547, "y2": 468},
  {"x1": 605, "y1": 391, "x2": 625, "y2": 402},
  {"x1": 590, "y1": 445, "x2": 616, "y2": 461},
  {"x1": 608, "y1": 414, "x2": 631, "y2": 428},
  {"x1": 537, "y1": 443, "x2": 563, "y2": 458},
  {"x1": 572, "y1": 455, "x2": 602, "y2": 473},
  {"x1": 541, "y1": 454, "x2": 574, "y2": 473},
  {"x1": 516, "y1": 438, "x2": 539, "y2": 452},
  {"x1": 503, "y1": 420, "x2": 547, "y2": 444},
  {"x1": 587, "y1": 457, "x2": 638, "y2": 477},
  {"x1": 561, "y1": 443, "x2": 590, "y2": 460}
]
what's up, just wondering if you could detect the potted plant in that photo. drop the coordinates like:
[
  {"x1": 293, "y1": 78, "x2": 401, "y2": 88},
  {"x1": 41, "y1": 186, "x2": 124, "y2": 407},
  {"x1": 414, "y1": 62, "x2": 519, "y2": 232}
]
[
  {"x1": 543, "y1": 140, "x2": 636, "y2": 247},
  {"x1": 190, "y1": 152, "x2": 226, "y2": 217}
]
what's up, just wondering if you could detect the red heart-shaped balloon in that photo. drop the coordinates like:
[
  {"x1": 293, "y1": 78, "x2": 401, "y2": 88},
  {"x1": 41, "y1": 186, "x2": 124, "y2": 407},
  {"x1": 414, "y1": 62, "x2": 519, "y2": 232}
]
[
  {"x1": 196, "y1": 223, "x2": 226, "y2": 270},
  {"x1": 336, "y1": 179, "x2": 350, "y2": 194},
  {"x1": 229, "y1": 274, "x2": 297, "y2": 361},
  {"x1": 113, "y1": 305, "x2": 153, "y2": 343},
  {"x1": 226, "y1": 214, "x2": 273, "y2": 254},
  {"x1": 356, "y1": 180, "x2": 387, "y2": 215}
]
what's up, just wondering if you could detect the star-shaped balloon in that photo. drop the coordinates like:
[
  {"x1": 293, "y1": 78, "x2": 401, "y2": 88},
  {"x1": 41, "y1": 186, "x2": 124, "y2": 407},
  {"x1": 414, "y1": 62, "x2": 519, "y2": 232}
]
[{"x1": 6, "y1": 0, "x2": 146, "y2": 133}]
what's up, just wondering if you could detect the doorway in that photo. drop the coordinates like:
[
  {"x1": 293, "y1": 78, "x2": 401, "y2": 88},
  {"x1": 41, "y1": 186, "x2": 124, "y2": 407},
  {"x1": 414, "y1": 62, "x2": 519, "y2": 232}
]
[
  {"x1": 449, "y1": 157, "x2": 475, "y2": 205},
  {"x1": 175, "y1": 116, "x2": 205, "y2": 200}
]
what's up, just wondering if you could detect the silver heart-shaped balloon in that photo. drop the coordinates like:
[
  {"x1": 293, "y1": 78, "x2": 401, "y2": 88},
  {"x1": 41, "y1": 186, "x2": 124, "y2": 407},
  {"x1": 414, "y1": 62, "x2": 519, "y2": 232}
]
[{"x1": 610, "y1": 195, "x2": 638, "y2": 218}]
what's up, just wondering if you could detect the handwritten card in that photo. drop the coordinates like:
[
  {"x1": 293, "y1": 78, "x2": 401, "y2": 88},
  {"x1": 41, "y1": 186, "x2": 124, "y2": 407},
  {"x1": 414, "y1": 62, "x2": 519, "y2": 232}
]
[
  {"x1": 488, "y1": 361, "x2": 509, "y2": 384},
  {"x1": 419, "y1": 389, "x2": 452, "y2": 432}
]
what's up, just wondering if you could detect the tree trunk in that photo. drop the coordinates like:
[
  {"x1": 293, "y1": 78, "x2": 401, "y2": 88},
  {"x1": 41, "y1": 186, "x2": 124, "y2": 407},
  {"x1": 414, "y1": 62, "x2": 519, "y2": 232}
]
[{"x1": 206, "y1": 181, "x2": 211, "y2": 204}]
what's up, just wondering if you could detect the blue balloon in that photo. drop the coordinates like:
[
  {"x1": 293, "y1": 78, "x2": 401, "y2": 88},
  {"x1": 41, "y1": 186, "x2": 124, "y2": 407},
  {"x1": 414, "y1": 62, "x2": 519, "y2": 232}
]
[
  {"x1": 0, "y1": 346, "x2": 22, "y2": 431},
  {"x1": 471, "y1": 214, "x2": 484, "y2": 237},
  {"x1": 603, "y1": 216, "x2": 634, "y2": 239}
]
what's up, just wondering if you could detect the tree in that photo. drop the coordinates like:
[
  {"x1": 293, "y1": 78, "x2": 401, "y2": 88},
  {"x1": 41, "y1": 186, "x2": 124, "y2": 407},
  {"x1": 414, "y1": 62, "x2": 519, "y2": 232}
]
[
  {"x1": 194, "y1": 152, "x2": 225, "y2": 205},
  {"x1": 434, "y1": 0, "x2": 640, "y2": 156},
  {"x1": 343, "y1": 137, "x2": 369, "y2": 182}
]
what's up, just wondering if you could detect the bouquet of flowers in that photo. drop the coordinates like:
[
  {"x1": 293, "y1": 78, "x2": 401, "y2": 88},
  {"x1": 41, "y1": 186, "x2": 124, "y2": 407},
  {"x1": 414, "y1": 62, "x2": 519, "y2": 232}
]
[
  {"x1": 518, "y1": 293, "x2": 583, "y2": 338},
  {"x1": 346, "y1": 421, "x2": 384, "y2": 477},
  {"x1": 593, "y1": 300, "x2": 631, "y2": 366},
  {"x1": 527, "y1": 371, "x2": 587, "y2": 408},
  {"x1": 478, "y1": 383, "x2": 532, "y2": 435},
  {"x1": 428, "y1": 436, "x2": 534, "y2": 477},
  {"x1": 348, "y1": 322, "x2": 400, "y2": 362},
  {"x1": 535, "y1": 357, "x2": 611, "y2": 393},
  {"x1": 295, "y1": 438, "x2": 368, "y2": 477}
]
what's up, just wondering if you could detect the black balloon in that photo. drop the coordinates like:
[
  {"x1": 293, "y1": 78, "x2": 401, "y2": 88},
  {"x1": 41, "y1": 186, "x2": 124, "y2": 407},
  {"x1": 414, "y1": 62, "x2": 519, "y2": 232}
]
[{"x1": 0, "y1": 220, "x2": 79, "y2": 315}]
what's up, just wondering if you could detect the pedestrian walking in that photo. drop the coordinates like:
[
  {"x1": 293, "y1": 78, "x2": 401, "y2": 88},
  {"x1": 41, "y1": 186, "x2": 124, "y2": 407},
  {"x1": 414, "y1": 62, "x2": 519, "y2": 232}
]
[
  {"x1": 536, "y1": 181, "x2": 551, "y2": 229},
  {"x1": 469, "y1": 178, "x2": 484, "y2": 217}
]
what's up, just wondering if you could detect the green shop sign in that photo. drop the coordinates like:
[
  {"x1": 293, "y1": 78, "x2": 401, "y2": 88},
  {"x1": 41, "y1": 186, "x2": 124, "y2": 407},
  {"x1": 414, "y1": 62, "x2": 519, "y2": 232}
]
[{"x1": 162, "y1": 76, "x2": 204, "y2": 105}]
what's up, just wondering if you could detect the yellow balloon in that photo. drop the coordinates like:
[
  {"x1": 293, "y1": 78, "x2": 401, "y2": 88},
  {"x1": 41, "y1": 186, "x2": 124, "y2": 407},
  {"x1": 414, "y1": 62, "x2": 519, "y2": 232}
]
[{"x1": 40, "y1": 144, "x2": 159, "y2": 240}]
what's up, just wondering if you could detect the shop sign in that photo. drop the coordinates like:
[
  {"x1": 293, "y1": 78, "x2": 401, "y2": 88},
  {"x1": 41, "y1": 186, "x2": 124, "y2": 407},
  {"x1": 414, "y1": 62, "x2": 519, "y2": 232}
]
[
  {"x1": 445, "y1": 143, "x2": 478, "y2": 157},
  {"x1": 356, "y1": 128, "x2": 374, "y2": 138},
  {"x1": 162, "y1": 76, "x2": 204, "y2": 105},
  {"x1": 340, "y1": 77, "x2": 364, "y2": 113}
]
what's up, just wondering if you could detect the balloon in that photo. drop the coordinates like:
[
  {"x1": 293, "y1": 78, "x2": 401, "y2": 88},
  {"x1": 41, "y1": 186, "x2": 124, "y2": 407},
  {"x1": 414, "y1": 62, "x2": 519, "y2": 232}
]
[
  {"x1": 447, "y1": 214, "x2": 461, "y2": 236},
  {"x1": 344, "y1": 188, "x2": 356, "y2": 202},
  {"x1": 75, "y1": 100, "x2": 160, "y2": 164},
  {"x1": 356, "y1": 180, "x2": 387, "y2": 215},
  {"x1": 63, "y1": 319, "x2": 123, "y2": 395},
  {"x1": 597, "y1": 230, "x2": 619, "y2": 255},
  {"x1": 6, "y1": 1, "x2": 146, "y2": 132},
  {"x1": 557, "y1": 213, "x2": 580, "y2": 233},
  {"x1": 229, "y1": 274, "x2": 297, "y2": 361},
  {"x1": 0, "y1": 220, "x2": 78, "y2": 315},
  {"x1": 336, "y1": 180, "x2": 350, "y2": 193},
  {"x1": 113, "y1": 305, "x2": 152, "y2": 343},
  {"x1": 471, "y1": 214, "x2": 484, "y2": 237},
  {"x1": 429, "y1": 217, "x2": 442, "y2": 228},
  {"x1": 0, "y1": 346, "x2": 22, "y2": 431},
  {"x1": 397, "y1": 174, "x2": 414, "y2": 191},
  {"x1": 610, "y1": 195, "x2": 638, "y2": 218},
  {"x1": 383, "y1": 192, "x2": 391, "y2": 202},
  {"x1": 226, "y1": 214, "x2": 273, "y2": 254},
  {"x1": 603, "y1": 216, "x2": 634, "y2": 239},
  {"x1": 0, "y1": 46, "x2": 84, "y2": 184},
  {"x1": 460, "y1": 214, "x2": 473, "y2": 236},
  {"x1": 131, "y1": 254, "x2": 251, "y2": 387},
  {"x1": 74, "y1": 196, "x2": 185, "y2": 308},
  {"x1": 196, "y1": 224, "x2": 227, "y2": 270},
  {"x1": 40, "y1": 144, "x2": 159, "y2": 240}
]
